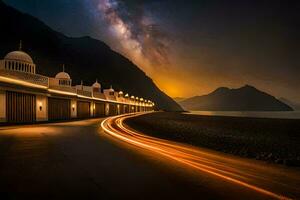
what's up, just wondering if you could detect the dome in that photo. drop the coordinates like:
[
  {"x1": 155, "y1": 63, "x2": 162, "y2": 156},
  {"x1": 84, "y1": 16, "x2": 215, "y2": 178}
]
[
  {"x1": 92, "y1": 80, "x2": 101, "y2": 88},
  {"x1": 55, "y1": 72, "x2": 71, "y2": 79},
  {"x1": 119, "y1": 91, "x2": 123, "y2": 95},
  {"x1": 109, "y1": 86, "x2": 114, "y2": 92},
  {"x1": 4, "y1": 51, "x2": 34, "y2": 64}
]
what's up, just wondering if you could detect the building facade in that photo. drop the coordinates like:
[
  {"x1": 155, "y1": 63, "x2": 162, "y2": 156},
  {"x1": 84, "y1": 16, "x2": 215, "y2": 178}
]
[{"x1": 0, "y1": 47, "x2": 154, "y2": 123}]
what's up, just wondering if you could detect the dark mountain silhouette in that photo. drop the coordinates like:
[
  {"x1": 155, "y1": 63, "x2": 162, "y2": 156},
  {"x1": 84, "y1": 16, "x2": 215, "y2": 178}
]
[
  {"x1": 173, "y1": 97, "x2": 186, "y2": 103},
  {"x1": 0, "y1": 1, "x2": 182, "y2": 111},
  {"x1": 179, "y1": 85, "x2": 293, "y2": 111},
  {"x1": 279, "y1": 98, "x2": 300, "y2": 111}
]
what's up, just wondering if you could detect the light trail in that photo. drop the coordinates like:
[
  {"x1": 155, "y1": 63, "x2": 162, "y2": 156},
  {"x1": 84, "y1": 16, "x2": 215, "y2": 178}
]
[{"x1": 101, "y1": 113, "x2": 295, "y2": 200}]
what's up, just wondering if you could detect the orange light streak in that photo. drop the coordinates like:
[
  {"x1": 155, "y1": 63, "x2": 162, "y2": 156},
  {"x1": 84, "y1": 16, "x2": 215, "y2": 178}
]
[{"x1": 101, "y1": 114, "x2": 292, "y2": 200}]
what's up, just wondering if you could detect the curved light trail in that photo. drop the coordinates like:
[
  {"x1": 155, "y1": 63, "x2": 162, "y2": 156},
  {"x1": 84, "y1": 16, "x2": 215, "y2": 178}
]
[{"x1": 101, "y1": 113, "x2": 296, "y2": 200}]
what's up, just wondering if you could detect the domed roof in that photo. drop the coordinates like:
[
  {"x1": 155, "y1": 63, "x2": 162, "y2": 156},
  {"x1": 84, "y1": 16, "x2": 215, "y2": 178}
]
[
  {"x1": 119, "y1": 91, "x2": 123, "y2": 95},
  {"x1": 4, "y1": 51, "x2": 33, "y2": 64},
  {"x1": 109, "y1": 85, "x2": 114, "y2": 92},
  {"x1": 92, "y1": 80, "x2": 101, "y2": 88},
  {"x1": 55, "y1": 72, "x2": 71, "y2": 79}
]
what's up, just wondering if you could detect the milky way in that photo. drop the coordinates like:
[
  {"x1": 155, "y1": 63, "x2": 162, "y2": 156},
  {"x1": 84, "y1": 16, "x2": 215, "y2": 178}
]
[
  {"x1": 6, "y1": 0, "x2": 299, "y2": 101},
  {"x1": 97, "y1": 0, "x2": 170, "y2": 74}
]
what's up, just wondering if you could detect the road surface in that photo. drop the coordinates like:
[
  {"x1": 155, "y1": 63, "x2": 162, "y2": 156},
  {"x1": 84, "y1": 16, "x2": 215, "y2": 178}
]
[{"x1": 0, "y1": 114, "x2": 299, "y2": 199}]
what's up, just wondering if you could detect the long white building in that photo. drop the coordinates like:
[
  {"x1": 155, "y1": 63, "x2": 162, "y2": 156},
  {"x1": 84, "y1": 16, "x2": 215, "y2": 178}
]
[{"x1": 0, "y1": 45, "x2": 154, "y2": 123}]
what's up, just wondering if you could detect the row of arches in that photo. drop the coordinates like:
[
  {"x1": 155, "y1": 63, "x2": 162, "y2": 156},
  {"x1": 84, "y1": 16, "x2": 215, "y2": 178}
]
[{"x1": 4, "y1": 60, "x2": 35, "y2": 74}]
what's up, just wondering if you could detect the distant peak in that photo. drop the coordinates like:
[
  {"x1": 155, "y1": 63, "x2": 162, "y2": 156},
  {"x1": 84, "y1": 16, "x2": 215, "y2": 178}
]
[
  {"x1": 212, "y1": 87, "x2": 230, "y2": 94},
  {"x1": 242, "y1": 84, "x2": 256, "y2": 89},
  {"x1": 237, "y1": 85, "x2": 259, "y2": 92}
]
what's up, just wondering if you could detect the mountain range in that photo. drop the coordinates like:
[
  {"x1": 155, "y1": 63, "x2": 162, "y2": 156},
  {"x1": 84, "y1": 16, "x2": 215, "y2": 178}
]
[
  {"x1": 178, "y1": 85, "x2": 293, "y2": 111},
  {"x1": 0, "y1": 1, "x2": 182, "y2": 111}
]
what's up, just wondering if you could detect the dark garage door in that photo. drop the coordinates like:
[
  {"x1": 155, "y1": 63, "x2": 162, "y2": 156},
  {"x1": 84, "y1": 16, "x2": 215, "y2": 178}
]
[
  {"x1": 94, "y1": 102, "x2": 105, "y2": 117},
  {"x1": 77, "y1": 101, "x2": 90, "y2": 118},
  {"x1": 109, "y1": 103, "x2": 117, "y2": 116},
  {"x1": 6, "y1": 91, "x2": 36, "y2": 123},
  {"x1": 48, "y1": 97, "x2": 71, "y2": 121}
]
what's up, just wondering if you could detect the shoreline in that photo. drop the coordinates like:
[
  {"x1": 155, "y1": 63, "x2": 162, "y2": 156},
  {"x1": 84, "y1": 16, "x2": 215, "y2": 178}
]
[{"x1": 185, "y1": 110, "x2": 300, "y2": 120}]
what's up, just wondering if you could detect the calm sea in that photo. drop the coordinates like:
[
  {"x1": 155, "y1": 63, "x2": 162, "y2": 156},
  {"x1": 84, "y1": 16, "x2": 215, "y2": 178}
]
[{"x1": 187, "y1": 111, "x2": 300, "y2": 119}]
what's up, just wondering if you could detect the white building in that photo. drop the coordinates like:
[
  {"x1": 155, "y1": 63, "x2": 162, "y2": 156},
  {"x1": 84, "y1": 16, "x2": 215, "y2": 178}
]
[{"x1": 0, "y1": 45, "x2": 154, "y2": 123}]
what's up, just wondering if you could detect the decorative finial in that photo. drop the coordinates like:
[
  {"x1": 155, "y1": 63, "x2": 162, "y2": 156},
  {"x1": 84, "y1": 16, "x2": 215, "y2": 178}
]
[
  {"x1": 62, "y1": 64, "x2": 65, "y2": 72},
  {"x1": 96, "y1": 78, "x2": 98, "y2": 83},
  {"x1": 81, "y1": 80, "x2": 83, "y2": 85},
  {"x1": 19, "y1": 40, "x2": 22, "y2": 51},
  {"x1": 110, "y1": 85, "x2": 113, "y2": 89}
]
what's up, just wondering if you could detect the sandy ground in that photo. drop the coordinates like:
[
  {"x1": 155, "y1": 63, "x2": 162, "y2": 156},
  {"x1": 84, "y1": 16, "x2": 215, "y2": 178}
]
[
  {"x1": 125, "y1": 112, "x2": 300, "y2": 166},
  {"x1": 0, "y1": 118, "x2": 299, "y2": 199}
]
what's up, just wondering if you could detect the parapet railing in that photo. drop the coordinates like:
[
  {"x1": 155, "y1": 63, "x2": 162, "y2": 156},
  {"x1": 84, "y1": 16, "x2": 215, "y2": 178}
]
[
  {"x1": 77, "y1": 89, "x2": 92, "y2": 97},
  {"x1": 0, "y1": 69, "x2": 49, "y2": 87},
  {"x1": 93, "y1": 92, "x2": 106, "y2": 100},
  {"x1": 48, "y1": 85, "x2": 77, "y2": 93}
]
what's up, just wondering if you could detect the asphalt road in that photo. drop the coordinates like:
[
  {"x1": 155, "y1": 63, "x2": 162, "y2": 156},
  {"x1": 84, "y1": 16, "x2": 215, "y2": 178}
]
[{"x1": 0, "y1": 115, "x2": 299, "y2": 199}]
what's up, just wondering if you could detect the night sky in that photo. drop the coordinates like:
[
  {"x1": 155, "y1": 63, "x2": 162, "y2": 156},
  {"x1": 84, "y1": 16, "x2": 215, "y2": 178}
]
[{"x1": 3, "y1": 0, "x2": 300, "y2": 102}]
